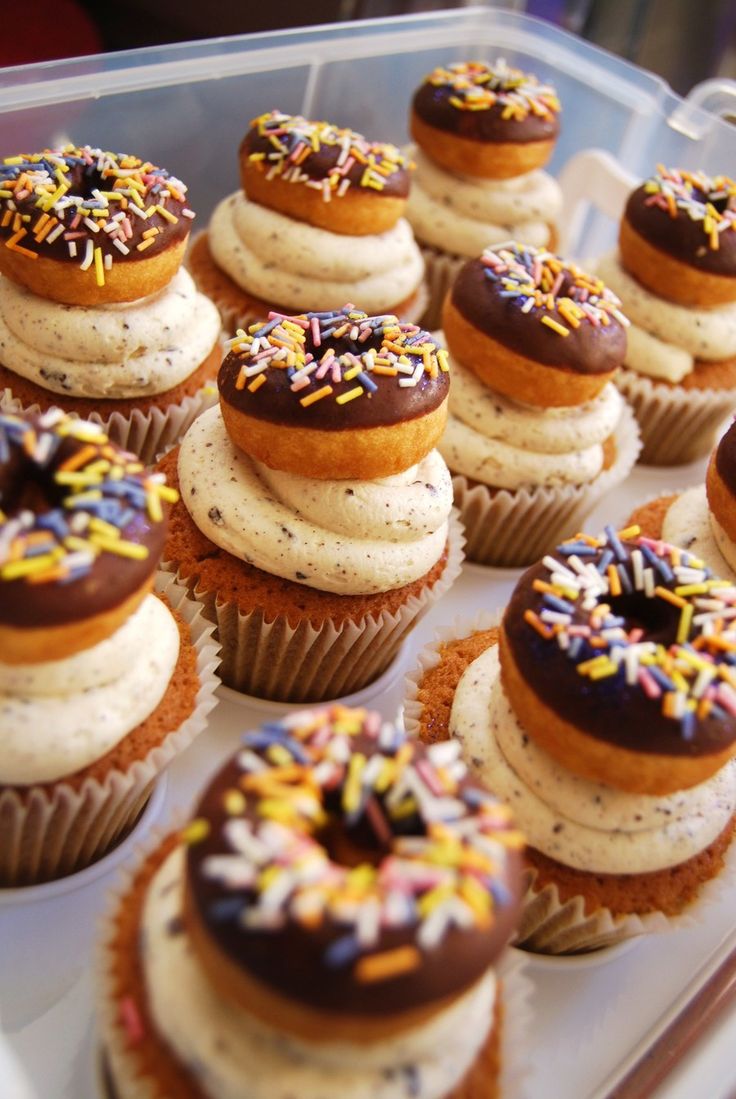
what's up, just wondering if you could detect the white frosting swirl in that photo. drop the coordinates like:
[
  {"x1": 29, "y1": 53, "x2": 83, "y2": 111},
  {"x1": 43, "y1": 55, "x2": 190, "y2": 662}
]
[
  {"x1": 207, "y1": 192, "x2": 424, "y2": 313},
  {"x1": 0, "y1": 594, "x2": 180, "y2": 784},
  {"x1": 405, "y1": 148, "x2": 561, "y2": 258},
  {"x1": 141, "y1": 846, "x2": 496, "y2": 1099},
  {"x1": 0, "y1": 268, "x2": 220, "y2": 399},
  {"x1": 596, "y1": 251, "x2": 736, "y2": 372},
  {"x1": 438, "y1": 358, "x2": 621, "y2": 489},
  {"x1": 449, "y1": 645, "x2": 736, "y2": 875},
  {"x1": 661, "y1": 485, "x2": 736, "y2": 581},
  {"x1": 178, "y1": 406, "x2": 451, "y2": 595}
]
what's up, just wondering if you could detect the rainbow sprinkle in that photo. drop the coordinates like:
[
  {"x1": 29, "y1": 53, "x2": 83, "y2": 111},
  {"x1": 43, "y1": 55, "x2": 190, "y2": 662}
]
[
  {"x1": 0, "y1": 145, "x2": 194, "y2": 285},
  {"x1": 482, "y1": 243, "x2": 629, "y2": 338},
  {"x1": 423, "y1": 60, "x2": 560, "y2": 121},
  {"x1": 226, "y1": 305, "x2": 448, "y2": 408},
  {"x1": 528, "y1": 526, "x2": 736, "y2": 739},
  {"x1": 188, "y1": 706, "x2": 523, "y2": 977},
  {"x1": 246, "y1": 111, "x2": 412, "y2": 200},
  {"x1": 0, "y1": 410, "x2": 177, "y2": 586},
  {"x1": 642, "y1": 166, "x2": 736, "y2": 251}
]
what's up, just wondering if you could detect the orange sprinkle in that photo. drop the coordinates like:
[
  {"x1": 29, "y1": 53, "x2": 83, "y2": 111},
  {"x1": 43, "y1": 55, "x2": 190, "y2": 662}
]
[
  {"x1": 607, "y1": 564, "x2": 621, "y2": 597},
  {"x1": 523, "y1": 609, "x2": 554, "y2": 640},
  {"x1": 655, "y1": 585, "x2": 686, "y2": 609},
  {"x1": 248, "y1": 373, "x2": 267, "y2": 393},
  {"x1": 5, "y1": 229, "x2": 37, "y2": 258},
  {"x1": 354, "y1": 945, "x2": 421, "y2": 983},
  {"x1": 300, "y1": 385, "x2": 333, "y2": 407}
]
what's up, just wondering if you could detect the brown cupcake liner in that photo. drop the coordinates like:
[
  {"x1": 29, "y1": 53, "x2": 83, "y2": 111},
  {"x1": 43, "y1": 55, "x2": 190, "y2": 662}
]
[
  {"x1": 96, "y1": 828, "x2": 532, "y2": 1099},
  {"x1": 403, "y1": 610, "x2": 734, "y2": 955},
  {"x1": 165, "y1": 510, "x2": 464, "y2": 704},
  {"x1": 0, "y1": 575, "x2": 220, "y2": 887},
  {"x1": 450, "y1": 400, "x2": 641, "y2": 568},
  {"x1": 0, "y1": 384, "x2": 218, "y2": 467},
  {"x1": 615, "y1": 368, "x2": 735, "y2": 466}
]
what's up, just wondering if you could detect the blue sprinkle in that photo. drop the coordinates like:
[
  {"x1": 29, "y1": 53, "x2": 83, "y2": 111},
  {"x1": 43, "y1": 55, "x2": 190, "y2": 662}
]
[
  {"x1": 58, "y1": 564, "x2": 93, "y2": 584},
  {"x1": 557, "y1": 543, "x2": 597, "y2": 556},
  {"x1": 207, "y1": 897, "x2": 245, "y2": 923},
  {"x1": 603, "y1": 615, "x2": 626, "y2": 628},
  {"x1": 462, "y1": 787, "x2": 493, "y2": 807},
  {"x1": 680, "y1": 710, "x2": 696, "y2": 741},
  {"x1": 604, "y1": 524, "x2": 627, "y2": 562},
  {"x1": 324, "y1": 934, "x2": 361, "y2": 968},
  {"x1": 648, "y1": 666, "x2": 675, "y2": 691},
  {"x1": 490, "y1": 880, "x2": 512, "y2": 907},
  {"x1": 640, "y1": 543, "x2": 674, "y2": 582},
  {"x1": 0, "y1": 427, "x2": 8, "y2": 464},
  {"x1": 357, "y1": 372, "x2": 378, "y2": 393},
  {"x1": 543, "y1": 594, "x2": 576, "y2": 614},
  {"x1": 25, "y1": 541, "x2": 56, "y2": 558},
  {"x1": 35, "y1": 512, "x2": 69, "y2": 538},
  {"x1": 597, "y1": 548, "x2": 614, "y2": 574},
  {"x1": 710, "y1": 704, "x2": 728, "y2": 721},
  {"x1": 253, "y1": 318, "x2": 281, "y2": 339},
  {"x1": 320, "y1": 326, "x2": 336, "y2": 340},
  {"x1": 567, "y1": 636, "x2": 584, "y2": 660},
  {"x1": 617, "y1": 563, "x2": 633, "y2": 594}
]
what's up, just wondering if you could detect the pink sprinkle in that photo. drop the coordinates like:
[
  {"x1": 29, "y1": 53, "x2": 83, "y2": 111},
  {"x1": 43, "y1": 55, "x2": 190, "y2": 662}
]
[
  {"x1": 310, "y1": 316, "x2": 321, "y2": 347},
  {"x1": 567, "y1": 626, "x2": 592, "y2": 637},
  {"x1": 416, "y1": 759, "x2": 445, "y2": 797},
  {"x1": 628, "y1": 628, "x2": 644, "y2": 643},
  {"x1": 290, "y1": 375, "x2": 311, "y2": 392},
  {"x1": 638, "y1": 668, "x2": 662, "y2": 699},
  {"x1": 315, "y1": 360, "x2": 331, "y2": 380},
  {"x1": 118, "y1": 997, "x2": 144, "y2": 1046},
  {"x1": 331, "y1": 362, "x2": 342, "y2": 384},
  {"x1": 70, "y1": 213, "x2": 82, "y2": 230},
  {"x1": 716, "y1": 683, "x2": 736, "y2": 715}
]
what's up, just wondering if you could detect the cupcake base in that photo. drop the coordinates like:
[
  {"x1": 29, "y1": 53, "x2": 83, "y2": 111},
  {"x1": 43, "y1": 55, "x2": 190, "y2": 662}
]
[
  {"x1": 97, "y1": 833, "x2": 505, "y2": 1099},
  {"x1": 187, "y1": 231, "x2": 429, "y2": 333},
  {"x1": 403, "y1": 617, "x2": 736, "y2": 954},
  {"x1": 0, "y1": 345, "x2": 220, "y2": 465},
  {"x1": 0, "y1": 576, "x2": 219, "y2": 887},
  {"x1": 450, "y1": 401, "x2": 641, "y2": 568},
  {"x1": 616, "y1": 367, "x2": 735, "y2": 466},
  {"x1": 157, "y1": 448, "x2": 463, "y2": 703}
]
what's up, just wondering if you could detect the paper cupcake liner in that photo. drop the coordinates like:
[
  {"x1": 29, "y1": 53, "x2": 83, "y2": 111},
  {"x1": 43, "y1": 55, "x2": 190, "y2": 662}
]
[
  {"x1": 419, "y1": 246, "x2": 466, "y2": 331},
  {"x1": 166, "y1": 510, "x2": 464, "y2": 704},
  {"x1": 615, "y1": 368, "x2": 734, "y2": 466},
  {"x1": 96, "y1": 828, "x2": 532, "y2": 1099},
  {"x1": 0, "y1": 575, "x2": 220, "y2": 887},
  {"x1": 0, "y1": 383, "x2": 218, "y2": 467},
  {"x1": 451, "y1": 400, "x2": 641, "y2": 568},
  {"x1": 403, "y1": 610, "x2": 735, "y2": 956}
]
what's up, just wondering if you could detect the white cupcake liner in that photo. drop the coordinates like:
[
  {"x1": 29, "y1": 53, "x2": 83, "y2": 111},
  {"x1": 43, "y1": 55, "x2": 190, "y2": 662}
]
[
  {"x1": 0, "y1": 575, "x2": 220, "y2": 887},
  {"x1": 0, "y1": 383, "x2": 218, "y2": 467},
  {"x1": 419, "y1": 246, "x2": 466, "y2": 331},
  {"x1": 403, "y1": 610, "x2": 736, "y2": 955},
  {"x1": 615, "y1": 368, "x2": 735, "y2": 466},
  {"x1": 165, "y1": 509, "x2": 464, "y2": 704},
  {"x1": 451, "y1": 399, "x2": 641, "y2": 567},
  {"x1": 96, "y1": 827, "x2": 533, "y2": 1099}
]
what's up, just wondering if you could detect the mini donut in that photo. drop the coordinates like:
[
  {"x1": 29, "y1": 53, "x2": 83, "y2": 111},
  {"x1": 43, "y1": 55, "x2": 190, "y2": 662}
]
[
  {"x1": 620, "y1": 167, "x2": 736, "y2": 307},
  {"x1": 0, "y1": 145, "x2": 195, "y2": 305},
  {"x1": 182, "y1": 704, "x2": 524, "y2": 1043},
  {"x1": 706, "y1": 418, "x2": 736, "y2": 544},
  {"x1": 500, "y1": 525, "x2": 736, "y2": 796},
  {"x1": 218, "y1": 305, "x2": 450, "y2": 480},
  {"x1": 0, "y1": 409, "x2": 177, "y2": 664},
  {"x1": 442, "y1": 243, "x2": 628, "y2": 408},
  {"x1": 410, "y1": 60, "x2": 561, "y2": 180},
  {"x1": 240, "y1": 111, "x2": 413, "y2": 236}
]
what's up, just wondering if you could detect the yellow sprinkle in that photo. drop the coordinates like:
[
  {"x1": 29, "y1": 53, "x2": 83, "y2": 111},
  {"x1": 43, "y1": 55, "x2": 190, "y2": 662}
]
[
  {"x1": 257, "y1": 799, "x2": 300, "y2": 824},
  {"x1": 675, "y1": 584, "x2": 708, "y2": 597},
  {"x1": 88, "y1": 517, "x2": 122, "y2": 539},
  {"x1": 588, "y1": 660, "x2": 619, "y2": 680},
  {"x1": 182, "y1": 818, "x2": 210, "y2": 845},
  {"x1": 300, "y1": 385, "x2": 333, "y2": 407},
  {"x1": 676, "y1": 603, "x2": 694, "y2": 644},
  {"x1": 155, "y1": 203, "x2": 178, "y2": 224},
  {"x1": 342, "y1": 753, "x2": 366, "y2": 815},
  {"x1": 87, "y1": 535, "x2": 148, "y2": 559},
  {"x1": 418, "y1": 884, "x2": 454, "y2": 918},
  {"x1": 336, "y1": 386, "x2": 364, "y2": 405},
  {"x1": 266, "y1": 743, "x2": 294, "y2": 767},
  {"x1": 437, "y1": 348, "x2": 450, "y2": 372},
  {"x1": 617, "y1": 525, "x2": 641, "y2": 539},
  {"x1": 152, "y1": 484, "x2": 179, "y2": 503},
  {"x1": 354, "y1": 946, "x2": 421, "y2": 983},
  {"x1": 607, "y1": 564, "x2": 621, "y2": 597},
  {"x1": 94, "y1": 246, "x2": 105, "y2": 286},
  {"x1": 342, "y1": 365, "x2": 361, "y2": 382},
  {"x1": 136, "y1": 237, "x2": 156, "y2": 252},
  {"x1": 460, "y1": 876, "x2": 492, "y2": 922},
  {"x1": 541, "y1": 315, "x2": 570, "y2": 337},
  {"x1": 1, "y1": 552, "x2": 63, "y2": 580},
  {"x1": 147, "y1": 491, "x2": 163, "y2": 523}
]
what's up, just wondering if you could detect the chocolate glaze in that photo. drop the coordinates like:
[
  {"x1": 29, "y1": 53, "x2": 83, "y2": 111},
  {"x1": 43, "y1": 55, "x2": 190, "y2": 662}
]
[
  {"x1": 218, "y1": 322, "x2": 449, "y2": 429},
  {"x1": 0, "y1": 148, "x2": 191, "y2": 266},
  {"x1": 413, "y1": 83, "x2": 559, "y2": 145},
  {"x1": 240, "y1": 121, "x2": 410, "y2": 199},
  {"x1": 625, "y1": 183, "x2": 736, "y2": 278},
  {"x1": 451, "y1": 257, "x2": 627, "y2": 373},
  {"x1": 504, "y1": 546, "x2": 736, "y2": 758},
  {"x1": 714, "y1": 418, "x2": 736, "y2": 496},
  {"x1": 186, "y1": 725, "x2": 523, "y2": 1016},
  {"x1": 0, "y1": 415, "x2": 167, "y2": 631}
]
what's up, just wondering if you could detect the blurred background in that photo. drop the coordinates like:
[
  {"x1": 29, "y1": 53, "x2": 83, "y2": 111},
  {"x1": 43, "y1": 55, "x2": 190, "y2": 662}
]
[{"x1": 2, "y1": 0, "x2": 735, "y2": 98}]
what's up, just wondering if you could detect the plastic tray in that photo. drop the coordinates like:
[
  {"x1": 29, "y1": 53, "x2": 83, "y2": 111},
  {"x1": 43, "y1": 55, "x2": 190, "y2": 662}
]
[{"x1": 2, "y1": 7, "x2": 736, "y2": 1099}]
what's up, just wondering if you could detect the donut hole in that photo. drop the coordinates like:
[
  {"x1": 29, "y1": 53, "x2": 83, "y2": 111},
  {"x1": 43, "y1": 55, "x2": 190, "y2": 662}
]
[
  {"x1": 317, "y1": 814, "x2": 392, "y2": 870},
  {"x1": 607, "y1": 591, "x2": 681, "y2": 644}
]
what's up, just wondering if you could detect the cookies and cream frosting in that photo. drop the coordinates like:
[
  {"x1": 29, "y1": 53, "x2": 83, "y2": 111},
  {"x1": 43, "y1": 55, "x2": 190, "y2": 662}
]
[
  {"x1": 450, "y1": 645, "x2": 736, "y2": 874},
  {"x1": 0, "y1": 594, "x2": 179, "y2": 784},
  {"x1": 596, "y1": 250, "x2": 736, "y2": 382},
  {"x1": 0, "y1": 266, "x2": 220, "y2": 399},
  {"x1": 439, "y1": 357, "x2": 622, "y2": 489},
  {"x1": 661, "y1": 487, "x2": 736, "y2": 581},
  {"x1": 207, "y1": 191, "x2": 424, "y2": 312},
  {"x1": 178, "y1": 406, "x2": 452, "y2": 594},
  {"x1": 406, "y1": 147, "x2": 561, "y2": 257},
  {"x1": 140, "y1": 845, "x2": 497, "y2": 1099}
]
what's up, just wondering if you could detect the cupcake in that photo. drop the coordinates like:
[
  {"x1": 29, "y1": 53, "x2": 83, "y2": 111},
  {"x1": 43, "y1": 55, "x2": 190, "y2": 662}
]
[
  {"x1": 595, "y1": 166, "x2": 736, "y2": 465},
  {"x1": 439, "y1": 242, "x2": 640, "y2": 567},
  {"x1": 158, "y1": 306, "x2": 463, "y2": 702},
  {"x1": 0, "y1": 409, "x2": 219, "y2": 885},
  {"x1": 98, "y1": 704, "x2": 526, "y2": 1099},
  {"x1": 628, "y1": 417, "x2": 736, "y2": 581},
  {"x1": 405, "y1": 526, "x2": 736, "y2": 954},
  {"x1": 0, "y1": 144, "x2": 222, "y2": 464},
  {"x1": 188, "y1": 111, "x2": 427, "y2": 332},
  {"x1": 405, "y1": 60, "x2": 563, "y2": 328}
]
